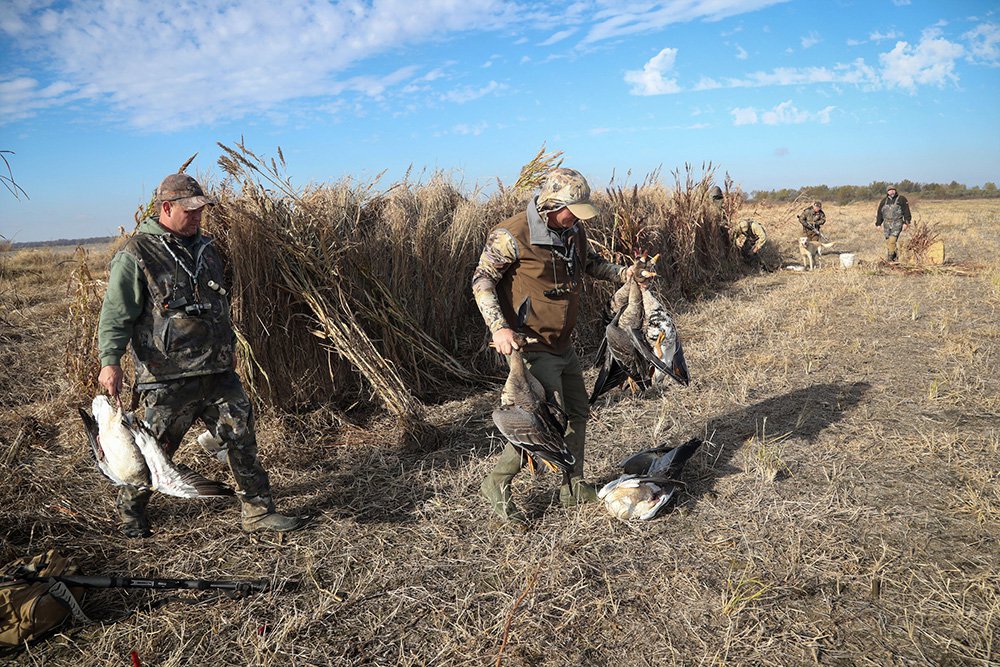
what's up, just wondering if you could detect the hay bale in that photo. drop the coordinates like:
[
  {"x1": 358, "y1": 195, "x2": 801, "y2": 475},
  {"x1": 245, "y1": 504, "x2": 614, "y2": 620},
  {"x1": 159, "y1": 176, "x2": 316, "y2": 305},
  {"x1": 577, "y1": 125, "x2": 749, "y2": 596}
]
[{"x1": 926, "y1": 240, "x2": 945, "y2": 265}]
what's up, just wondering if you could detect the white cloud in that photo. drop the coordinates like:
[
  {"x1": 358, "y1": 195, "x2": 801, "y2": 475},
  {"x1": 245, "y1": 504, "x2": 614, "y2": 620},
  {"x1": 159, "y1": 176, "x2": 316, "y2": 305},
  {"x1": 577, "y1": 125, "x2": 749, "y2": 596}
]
[
  {"x1": 540, "y1": 29, "x2": 576, "y2": 46},
  {"x1": 694, "y1": 58, "x2": 879, "y2": 90},
  {"x1": 731, "y1": 107, "x2": 758, "y2": 125},
  {"x1": 730, "y1": 100, "x2": 835, "y2": 125},
  {"x1": 870, "y1": 30, "x2": 903, "y2": 42},
  {"x1": 441, "y1": 80, "x2": 506, "y2": 104},
  {"x1": 452, "y1": 121, "x2": 489, "y2": 136},
  {"x1": 964, "y1": 23, "x2": 1000, "y2": 66},
  {"x1": 801, "y1": 32, "x2": 821, "y2": 49},
  {"x1": 846, "y1": 38, "x2": 863, "y2": 47},
  {"x1": 735, "y1": 44, "x2": 748, "y2": 60},
  {"x1": 0, "y1": 0, "x2": 522, "y2": 128},
  {"x1": 624, "y1": 47, "x2": 681, "y2": 95},
  {"x1": 584, "y1": 0, "x2": 791, "y2": 44},
  {"x1": 879, "y1": 30, "x2": 964, "y2": 91},
  {"x1": 0, "y1": 77, "x2": 79, "y2": 123},
  {"x1": 891, "y1": 0, "x2": 911, "y2": 5}
]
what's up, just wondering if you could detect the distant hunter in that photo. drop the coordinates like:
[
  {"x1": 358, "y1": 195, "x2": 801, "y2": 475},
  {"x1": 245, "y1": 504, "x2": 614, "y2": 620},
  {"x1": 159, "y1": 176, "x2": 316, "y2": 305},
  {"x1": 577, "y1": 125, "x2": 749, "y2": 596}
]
[{"x1": 875, "y1": 185, "x2": 912, "y2": 262}]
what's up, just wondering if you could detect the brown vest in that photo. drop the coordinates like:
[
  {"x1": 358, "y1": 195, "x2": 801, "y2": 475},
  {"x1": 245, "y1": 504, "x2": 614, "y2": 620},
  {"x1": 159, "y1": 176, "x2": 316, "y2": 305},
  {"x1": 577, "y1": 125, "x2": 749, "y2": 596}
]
[{"x1": 495, "y1": 212, "x2": 588, "y2": 353}]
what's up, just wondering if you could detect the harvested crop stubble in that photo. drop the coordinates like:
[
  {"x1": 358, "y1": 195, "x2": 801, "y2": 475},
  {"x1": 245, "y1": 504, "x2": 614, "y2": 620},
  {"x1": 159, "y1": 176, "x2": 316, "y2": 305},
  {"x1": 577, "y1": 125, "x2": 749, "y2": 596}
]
[{"x1": 0, "y1": 198, "x2": 997, "y2": 666}]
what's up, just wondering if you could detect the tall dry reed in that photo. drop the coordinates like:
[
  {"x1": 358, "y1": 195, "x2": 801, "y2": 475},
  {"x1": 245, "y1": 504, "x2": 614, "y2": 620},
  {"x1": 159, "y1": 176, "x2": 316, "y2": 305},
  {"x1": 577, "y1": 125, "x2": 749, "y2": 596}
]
[{"x1": 201, "y1": 144, "x2": 743, "y2": 422}]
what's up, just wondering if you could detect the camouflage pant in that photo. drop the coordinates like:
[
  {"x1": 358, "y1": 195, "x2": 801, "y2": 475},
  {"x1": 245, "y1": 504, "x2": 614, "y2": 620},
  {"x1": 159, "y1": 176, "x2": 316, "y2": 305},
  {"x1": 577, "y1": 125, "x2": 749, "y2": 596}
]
[
  {"x1": 882, "y1": 222, "x2": 902, "y2": 260},
  {"x1": 137, "y1": 370, "x2": 270, "y2": 498}
]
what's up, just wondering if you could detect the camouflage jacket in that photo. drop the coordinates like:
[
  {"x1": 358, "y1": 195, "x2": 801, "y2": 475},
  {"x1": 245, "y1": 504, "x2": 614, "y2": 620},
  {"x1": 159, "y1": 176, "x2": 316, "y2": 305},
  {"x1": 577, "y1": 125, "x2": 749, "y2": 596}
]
[
  {"x1": 472, "y1": 198, "x2": 626, "y2": 352},
  {"x1": 734, "y1": 218, "x2": 767, "y2": 252},
  {"x1": 797, "y1": 207, "x2": 826, "y2": 231},
  {"x1": 876, "y1": 194, "x2": 911, "y2": 231},
  {"x1": 97, "y1": 218, "x2": 235, "y2": 386}
]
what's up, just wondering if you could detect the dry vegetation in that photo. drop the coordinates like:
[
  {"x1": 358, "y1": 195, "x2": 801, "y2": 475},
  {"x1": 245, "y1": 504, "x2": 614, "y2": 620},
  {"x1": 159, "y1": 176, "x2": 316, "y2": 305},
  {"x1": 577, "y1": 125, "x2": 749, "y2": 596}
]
[{"x1": 1, "y1": 176, "x2": 997, "y2": 665}]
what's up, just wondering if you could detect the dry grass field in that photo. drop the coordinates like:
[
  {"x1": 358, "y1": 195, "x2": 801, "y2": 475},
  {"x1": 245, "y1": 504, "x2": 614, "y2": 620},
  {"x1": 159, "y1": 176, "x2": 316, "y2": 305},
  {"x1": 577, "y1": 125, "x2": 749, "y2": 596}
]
[{"x1": 1, "y1": 198, "x2": 997, "y2": 666}]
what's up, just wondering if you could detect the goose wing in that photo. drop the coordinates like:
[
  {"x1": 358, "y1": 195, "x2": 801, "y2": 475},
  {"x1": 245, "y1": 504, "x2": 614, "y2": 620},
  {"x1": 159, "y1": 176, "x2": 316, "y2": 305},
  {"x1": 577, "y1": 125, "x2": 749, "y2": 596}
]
[
  {"x1": 78, "y1": 407, "x2": 125, "y2": 486},
  {"x1": 645, "y1": 437, "x2": 702, "y2": 479},
  {"x1": 130, "y1": 422, "x2": 235, "y2": 498},
  {"x1": 492, "y1": 404, "x2": 575, "y2": 472},
  {"x1": 589, "y1": 308, "x2": 651, "y2": 403}
]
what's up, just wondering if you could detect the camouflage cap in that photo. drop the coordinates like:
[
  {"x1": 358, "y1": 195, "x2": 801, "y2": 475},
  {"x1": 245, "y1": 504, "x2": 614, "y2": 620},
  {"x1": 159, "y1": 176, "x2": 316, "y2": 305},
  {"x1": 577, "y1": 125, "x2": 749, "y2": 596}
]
[
  {"x1": 886, "y1": 185, "x2": 897, "y2": 192},
  {"x1": 156, "y1": 173, "x2": 216, "y2": 210},
  {"x1": 812, "y1": 200, "x2": 823, "y2": 209},
  {"x1": 537, "y1": 167, "x2": 597, "y2": 220},
  {"x1": 709, "y1": 185, "x2": 723, "y2": 200}
]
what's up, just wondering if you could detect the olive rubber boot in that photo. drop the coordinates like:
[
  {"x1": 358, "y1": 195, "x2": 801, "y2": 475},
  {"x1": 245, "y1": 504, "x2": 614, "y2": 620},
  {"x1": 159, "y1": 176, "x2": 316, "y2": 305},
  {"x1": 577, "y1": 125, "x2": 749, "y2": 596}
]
[
  {"x1": 558, "y1": 438, "x2": 598, "y2": 507},
  {"x1": 480, "y1": 443, "x2": 528, "y2": 530},
  {"x1": 240, "y1": 495, "x2": 309, "y2": 533},
  {"x1": 116, "y1": 486, "x2": 152, "y2": 538},
  {"x1": 559, "y1": 476, "x2": 599, "y2": 507}
]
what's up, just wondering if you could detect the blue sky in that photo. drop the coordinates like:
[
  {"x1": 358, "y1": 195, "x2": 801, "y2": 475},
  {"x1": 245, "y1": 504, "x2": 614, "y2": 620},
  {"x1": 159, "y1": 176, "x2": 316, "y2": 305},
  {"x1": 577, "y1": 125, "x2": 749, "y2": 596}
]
[{"x1": 1, "y1": 0, "x2": 998, "y2": 243}]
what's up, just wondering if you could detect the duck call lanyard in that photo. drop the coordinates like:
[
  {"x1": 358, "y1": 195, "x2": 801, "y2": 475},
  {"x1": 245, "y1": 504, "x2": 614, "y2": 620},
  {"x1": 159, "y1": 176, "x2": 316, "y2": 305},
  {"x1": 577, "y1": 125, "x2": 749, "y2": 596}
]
[
  {"x1": 546, "y1": 228, "x2": 579, "y2": 298},
  {"x1": 160, "y1": 236, "x2": 208, "y2": 300}
]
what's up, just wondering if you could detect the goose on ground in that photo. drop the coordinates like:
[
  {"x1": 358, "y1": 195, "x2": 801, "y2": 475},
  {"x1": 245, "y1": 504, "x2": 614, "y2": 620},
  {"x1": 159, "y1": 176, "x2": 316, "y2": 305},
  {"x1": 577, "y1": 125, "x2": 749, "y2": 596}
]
[
  {"x1": 79, "y1": 396, "x2": 234, "y2": 499},
  {"x1": 598, "y1": 437, "x2": 703, "y2": 520}
]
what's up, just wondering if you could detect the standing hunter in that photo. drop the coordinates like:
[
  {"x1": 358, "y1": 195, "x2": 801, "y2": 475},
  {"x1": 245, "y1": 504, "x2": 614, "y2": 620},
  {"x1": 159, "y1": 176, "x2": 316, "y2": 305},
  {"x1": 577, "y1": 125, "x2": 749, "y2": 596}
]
[
  {"x1": 472, "y1": 168, "x2": 640, "y2": 528},
  {"x1": 710, "y1": 186, "x2": 769, "y2": 269},
  {"x1": 97, "y1": 172, "x2": 307, "y2": 538},
  {"x1": 797, "y1": 200, "x2": 827, "y2": 241},
  {"x1": 875, "y1": 185, "x2": 912, "y2": 262}
]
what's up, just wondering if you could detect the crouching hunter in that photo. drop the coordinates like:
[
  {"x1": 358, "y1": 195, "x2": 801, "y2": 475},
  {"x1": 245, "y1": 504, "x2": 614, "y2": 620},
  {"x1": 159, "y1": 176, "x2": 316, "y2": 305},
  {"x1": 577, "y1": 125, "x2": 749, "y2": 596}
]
[{"x1": 96, "y1": 173, "x2": 307, "y2": 538}]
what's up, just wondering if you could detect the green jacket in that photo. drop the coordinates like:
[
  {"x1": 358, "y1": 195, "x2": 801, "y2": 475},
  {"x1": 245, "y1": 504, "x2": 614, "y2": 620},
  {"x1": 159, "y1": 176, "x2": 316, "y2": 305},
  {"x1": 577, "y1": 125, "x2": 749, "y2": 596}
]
[{"x1": 97, "y1": 218, "x2": 235, "y2": 385}]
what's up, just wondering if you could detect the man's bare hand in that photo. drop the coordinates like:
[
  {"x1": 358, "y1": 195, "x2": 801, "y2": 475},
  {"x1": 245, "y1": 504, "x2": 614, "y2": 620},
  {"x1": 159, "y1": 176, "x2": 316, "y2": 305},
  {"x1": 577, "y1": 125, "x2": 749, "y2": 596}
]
[
  {"x1": 98, "y1": 365, "x2": 123, "y2": 399},
  {"x1": 492, "y1": 327, "x2": 520, "y2": 356},
  {"x1": 624, "y1": 264, "x2": 655, "y2": 289}
]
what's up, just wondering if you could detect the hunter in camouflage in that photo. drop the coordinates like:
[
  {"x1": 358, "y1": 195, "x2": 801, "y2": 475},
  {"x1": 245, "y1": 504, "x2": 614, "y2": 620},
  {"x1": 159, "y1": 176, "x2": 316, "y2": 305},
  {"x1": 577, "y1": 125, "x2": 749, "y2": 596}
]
[
  {"x1": 798, "y1": 201, "x2": 827, "y2": 241},
  {"x1": 733, "y1": 217, "x2": 769, "y2": 263},
  {"x1": 472, "y1": 167, "x2": 635, "y2": 528},
  {"x1": 97, "y1": 173, "x2": 306, "y2": 538},
  {"x1": 875, "y1": 185, "x2": 912, "y2": 262}
]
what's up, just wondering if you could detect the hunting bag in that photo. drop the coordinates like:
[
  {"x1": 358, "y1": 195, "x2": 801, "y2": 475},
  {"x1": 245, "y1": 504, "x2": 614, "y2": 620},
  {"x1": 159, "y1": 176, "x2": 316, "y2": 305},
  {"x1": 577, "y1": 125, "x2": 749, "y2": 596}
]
[{"x1": 0, "y1": 549, "x2": 89, "y2": 648}]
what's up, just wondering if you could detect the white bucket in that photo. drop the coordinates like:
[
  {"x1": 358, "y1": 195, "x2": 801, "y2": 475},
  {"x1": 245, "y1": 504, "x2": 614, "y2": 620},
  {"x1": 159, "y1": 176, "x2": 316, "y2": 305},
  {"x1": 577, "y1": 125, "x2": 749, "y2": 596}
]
[{"x1": 840, "y1": 253, "x2": 857, "y2": 269}]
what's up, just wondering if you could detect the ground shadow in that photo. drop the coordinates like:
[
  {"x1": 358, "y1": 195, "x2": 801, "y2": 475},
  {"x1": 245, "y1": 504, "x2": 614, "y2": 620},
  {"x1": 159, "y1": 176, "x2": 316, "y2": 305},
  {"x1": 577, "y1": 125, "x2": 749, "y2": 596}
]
[
  {"x1": 685, "y1": 380, "x2": 871, "y2": 499},
  {"x1": 273, "y1": 393, "x2": 502, "y2": 525}
]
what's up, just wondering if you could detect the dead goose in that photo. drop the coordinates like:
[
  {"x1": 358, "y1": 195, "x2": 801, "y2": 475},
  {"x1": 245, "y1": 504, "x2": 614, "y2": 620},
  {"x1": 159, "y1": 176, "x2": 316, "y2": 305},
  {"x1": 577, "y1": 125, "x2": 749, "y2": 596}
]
[
  {"x1": 641, "y1": 288, "x2": 689, "y2": 387},
  {"x1": 79, "y1": 396, "x2": 234, "y2": 499},
  {"x1": 598, "y1": 437, "x2": 702, "y2": 520},
  {"x1": 590, "y1": 255, "x2": 689, "y2": 403},
  {"x1": 491, "y1": 331, "x2": 575, "y2": 473}
]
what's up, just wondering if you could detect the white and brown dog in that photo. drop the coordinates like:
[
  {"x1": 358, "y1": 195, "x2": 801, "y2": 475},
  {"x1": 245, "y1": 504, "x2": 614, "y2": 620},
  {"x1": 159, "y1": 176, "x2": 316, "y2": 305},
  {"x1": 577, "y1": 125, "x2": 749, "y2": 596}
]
[{"x1": 799, "y1": 237, "x2": 835, "y2": 270}]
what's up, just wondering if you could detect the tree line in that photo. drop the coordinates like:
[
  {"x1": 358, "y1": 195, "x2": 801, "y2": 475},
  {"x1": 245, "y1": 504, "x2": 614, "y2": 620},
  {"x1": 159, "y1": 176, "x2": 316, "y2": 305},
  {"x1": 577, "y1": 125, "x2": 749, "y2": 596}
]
[
  {"x1": 5, "y1": 236, "x2": 116, "y2": 251},
  {"x1": 750, "y1": 180, "x2": 999, "y2": 205}
]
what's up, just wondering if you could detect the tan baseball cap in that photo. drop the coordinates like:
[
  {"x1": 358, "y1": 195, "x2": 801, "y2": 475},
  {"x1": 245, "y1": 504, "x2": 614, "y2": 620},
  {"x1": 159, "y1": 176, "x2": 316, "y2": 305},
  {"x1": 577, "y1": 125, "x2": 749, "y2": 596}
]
[
  {"x1": 538, "y1": 167, "x2": 598, "y2": 220},
  {"x1": 156, "y1": 173, "x2": 216, "y2": 210}
]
